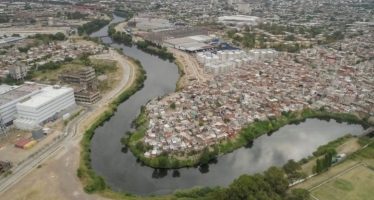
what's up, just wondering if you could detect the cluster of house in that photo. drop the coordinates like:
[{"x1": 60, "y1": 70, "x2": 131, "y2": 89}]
[
  {"x1": 142, "y1": 45, "x2": 373, "y2": 158},
  {"x1": 0, "y1": 41, "x2": 104, "y2": 80},
  {"x1": 0, "y1": 1, "x2": 105, "y2": 27}
]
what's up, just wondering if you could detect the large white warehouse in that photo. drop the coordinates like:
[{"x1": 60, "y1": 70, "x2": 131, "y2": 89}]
[
  {"x1": 14, "y1": 85, "x2": 76, "y2": 130},
  {"x1": 218, "y1": 15, "x2": 261, "y2": 27},
  {"x1": 0, "y1": 83, "x2": 43, "y2": 130}
]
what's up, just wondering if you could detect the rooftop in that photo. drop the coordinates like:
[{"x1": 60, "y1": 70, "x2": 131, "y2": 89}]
[
  {"x1": 0, "y1": 37, "x2": 24, "y2": 45},
  {"x1": 218, "y1": 15, "x2": 260, "y2": 22},
  {"x1": 0, "y1": 83, "x2": 43, "y2": 107},
  {"x1": 17, "y1": 85, "x2": 73, "y2": 108},
  {"x1": 0, "y1": 84, "x2": 16, "y2": 95}
]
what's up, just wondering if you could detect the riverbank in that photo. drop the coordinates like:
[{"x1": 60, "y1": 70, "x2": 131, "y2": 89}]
[
  {"x1": 126, "y1": 108, "x2": 372, "y2": 169},
  {"x1": 78, "y1": 54, "x2": 147, "y2": 193}
]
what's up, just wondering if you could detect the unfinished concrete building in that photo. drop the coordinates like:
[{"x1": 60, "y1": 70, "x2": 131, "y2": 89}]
[{"x1": 59, "y1": 67, "x2": 101, "y2": 104}]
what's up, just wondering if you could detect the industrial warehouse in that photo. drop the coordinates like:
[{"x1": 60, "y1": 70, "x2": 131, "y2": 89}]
[
  {"x1": 0, "y1": 82, "x2": 76, "y2": 132},
  {"x1": 164, "y1": 35, "x2": 216, "y2": 52}
]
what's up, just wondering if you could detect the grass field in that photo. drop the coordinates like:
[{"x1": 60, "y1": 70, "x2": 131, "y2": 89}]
[
  {"x1": 31, "y1": 58, "x2": 118, "y2": 93},
  {"x1": 311, "y1": 164, "x2": 374, "y2": 200}
]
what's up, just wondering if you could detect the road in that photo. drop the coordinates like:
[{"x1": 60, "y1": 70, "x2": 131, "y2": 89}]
[
  {"x1": 0, "y1": 49, "x2": 136, "y2": 200},
  {"x1": 0, "y1": 105, "x2": 86, "y2": 193}
]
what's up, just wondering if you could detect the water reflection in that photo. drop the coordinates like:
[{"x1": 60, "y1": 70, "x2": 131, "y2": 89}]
[
  {"x1": 121, "y1": 146, "x2": 128, "y2": 153},
  {"x1": 198, "y1": 164, "x2": 210, "y2": 174},
  {"x1": 152, "y1": 169, "x2": 168, "y2": 179},
  {"x1": 172, "y1": 170, "x2": 181, "y2": 178}
]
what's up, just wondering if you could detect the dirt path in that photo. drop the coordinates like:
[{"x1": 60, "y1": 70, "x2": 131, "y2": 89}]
[
  {"x1": 115, "y1": 21, "x2": 127, "y2": 32},
  {"x1": 0, "y1": 49, "x2": 137, "y2": 200},
  {"x1": 169, "y1": 48, "x2": 210, "y2": 89}
]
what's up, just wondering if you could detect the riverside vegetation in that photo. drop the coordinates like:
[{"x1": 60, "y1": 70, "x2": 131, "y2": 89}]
[
  {"x1": 78, "y1": 19, "x2": 111, "y2": 36},
  {"x1": 108, "y1": 23, "x2": 133, "y2": 46},
  {"x1": 78, "y1": 54, "x2": 146, "y2": 194},
  {"x1": 125, "y1": 107, "x2": 371, "y2": 169},
  {"x1": 135, "y1": 40, "x2": 175, "y2": 62},
  {"x1": 107, "y1": 22, "x2": 175, "y2": 62}
]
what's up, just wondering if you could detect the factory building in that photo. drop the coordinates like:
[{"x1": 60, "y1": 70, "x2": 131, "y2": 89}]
[
  {"x1": 164, "y1": 35, "x2": 215, "y2": 52},
  {"x1": 14, "y1": 85, "x2": 75, "y2": 130}
]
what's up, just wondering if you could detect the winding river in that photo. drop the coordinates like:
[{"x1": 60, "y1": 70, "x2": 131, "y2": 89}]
[{"x1": 90, "y1": 15, "x2": 365, "y2": 195}]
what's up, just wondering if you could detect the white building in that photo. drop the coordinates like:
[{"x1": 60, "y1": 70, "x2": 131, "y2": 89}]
[
  {"x1": 14, "y1": 85, "x2": 75, "y2": 130},
  {"x1": 218, "y1": 15, "x2": 261, "y2": 27},
  {"x1": 0, "y1": 83, "x2": 42, "y2": 130},
  {"x1": 248, "y1": 49, "x2": 278, "y2": 61},
  {"x1": 197, "y1": 50, "x2": 252, "y2": 74}
]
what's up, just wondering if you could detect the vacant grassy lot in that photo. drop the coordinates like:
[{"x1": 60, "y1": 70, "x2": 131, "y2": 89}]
[
  {"x1": 300, "y1": 137, "x2": 362, "y2": 176},
  {"x1": 311, "y1": 165, "x2": 374, "y2": 200},
  {"x1": 31, "y1": 58, "x2": 118, "y2": 93}
]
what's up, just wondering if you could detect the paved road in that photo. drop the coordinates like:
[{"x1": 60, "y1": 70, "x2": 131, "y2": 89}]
[{"x1": 0, "y1": 107, "x2": 88, "y2": 193}]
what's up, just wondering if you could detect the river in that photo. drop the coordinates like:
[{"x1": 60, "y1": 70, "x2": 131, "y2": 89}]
[{"x1": 89, "y1": 15, "x2": 365, "y2": 195}]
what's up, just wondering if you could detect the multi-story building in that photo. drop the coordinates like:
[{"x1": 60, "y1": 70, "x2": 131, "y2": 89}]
[
  {"x1": 74, "y1": 88, "x2": 101, "y2": 104},
  {"x1": 14, "y1": 85, "x2": 76, "y2": 130},
  {"x1": 9, "y1": 64, "x2": 28, "y2": 80},
  {"x1": 59, "y1": 67, "x2": 100, "y2": 104},
  {"x1": 0, "y1": 83, "x2": 42, "y2": 130}
]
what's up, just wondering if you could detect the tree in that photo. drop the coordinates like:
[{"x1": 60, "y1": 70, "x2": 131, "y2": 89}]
[
  {"x1": 286, "y1": 188, "x2": 310, "y2": 200},
  {"x1": 316, "y1": 158, "x2": 323, "y2": 173},
  {"x1": 285, "y1": 35, "x2": 296, "y2": 41},
  {"x1": 158, "y1": 156, "x2": 169, "y2": 168},
  {"x1": 283, "y1": 159, "x2": 301, "y2": 175},
  {"x1": 264, "y1": 167, "x2": 288, "y2": 196},
  {"x1": 54, "y1": 32, "x2": 66, "y2": 41},
  {"x1": 283, "y1": 159, "x2": 306, "y2": 181},
  {"x1": 170, "y1": 102, "x2": 176, "y2": 109},
  {"x1": 199, "y1": 148, "x2": 212, "y2": 164}
]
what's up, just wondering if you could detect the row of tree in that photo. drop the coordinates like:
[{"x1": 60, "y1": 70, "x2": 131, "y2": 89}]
[
  {"x1": 175, "y1": 167, "x2": 310, "y2": 200},
  {"x1": 315, "y1": 150, "x2": 336, "y2": 174},
  {"x1": 113, "y1": 8, "x2": 134, "y2": 20},
  {"x1": 283, "y1": 159, "x2": 307, "y2": 183},
  {"x1": 65, "y1": 11, "x2": 88, "y2": 20},
  {"x1": 136, "y1": 40, "x2": 175, "y2": 62},
  {"x1": 78, "y1": 19, "x2": 110, "y2": 36},
  {"x1": 29, "y1": 32, "x2": 66, "y2": 42}
]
